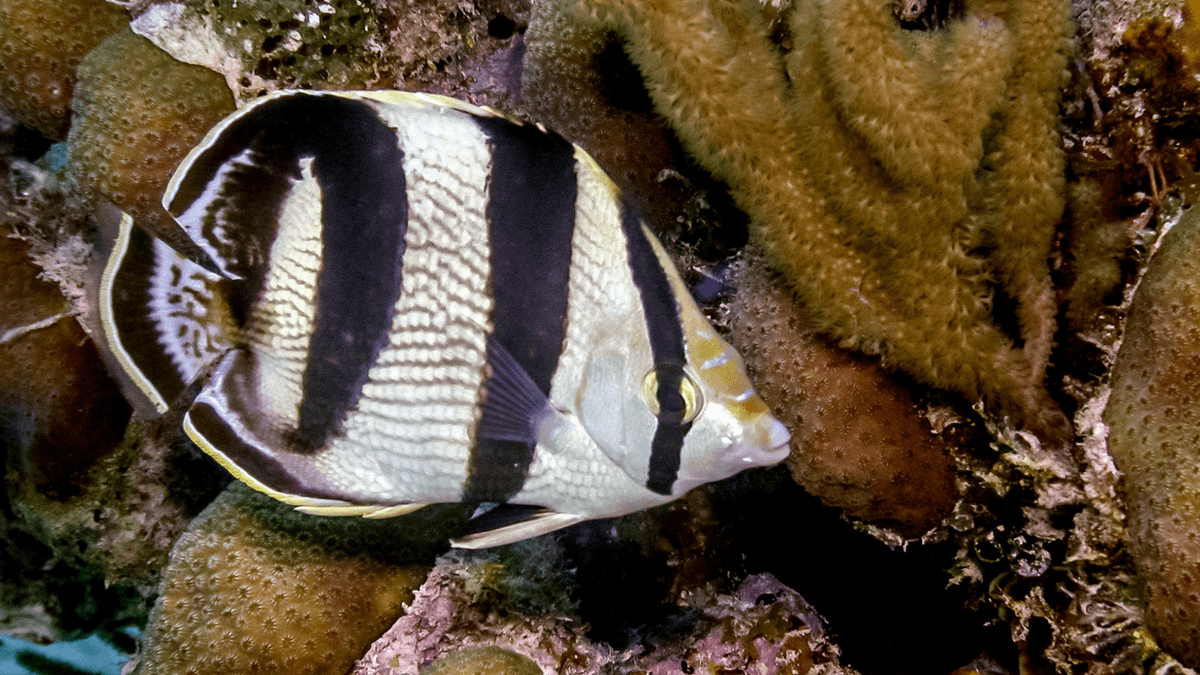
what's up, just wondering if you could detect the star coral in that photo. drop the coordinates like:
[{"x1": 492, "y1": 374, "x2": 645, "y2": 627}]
[
  {"x1": 0, "y1": 0, "x2": 129, "y2": 140},
  {"x1": 566, "y1": 0, "x2": 1074, "y2": 439},
  {"x1": 1105, "y1": 203, "x2": 1200, "y2": 668},
  {"x1": 135, "y1": 483, "x2": 456, "y2": 675}
]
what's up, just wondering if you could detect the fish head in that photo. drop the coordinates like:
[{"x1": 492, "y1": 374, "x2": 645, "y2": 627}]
[
  {"x1": 576, "y1": 244, "x2": 791, "y2": 500},
  {"x1": 666, "y1": 317, "x2": 793, "y2": 495}
]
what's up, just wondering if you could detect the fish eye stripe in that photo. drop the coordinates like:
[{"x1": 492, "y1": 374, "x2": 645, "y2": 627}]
[
  {"x1": 462, "y1": 114, "x2": 578, "y2": 503},
  {"x1": 619, "y1": 207, "x2": 692, "y2": 496}
]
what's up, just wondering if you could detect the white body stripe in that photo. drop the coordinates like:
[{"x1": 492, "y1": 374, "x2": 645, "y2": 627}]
[
  {"x1": 243, "y1": 157, "x2": 324, "y2": 426},
  {"x1": 311, "y1": 101, "x2": 495, "y2": 502},
  {"x1": 513, "y1": 149, "x2": 666, "y2": 516}
]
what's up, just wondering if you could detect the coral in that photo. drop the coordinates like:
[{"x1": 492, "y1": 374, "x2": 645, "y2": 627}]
[
  {"x1": 129, "y1": 0, "x2": 380, "y2": 101},
  {"x1": 420, "y1": 647, "x2": 543, "y2": 675},
  {"x1": 1060, "y1": 179, "x2": 1136, "y2": 339},
  {"x1": 67, "y1": 28, "x2": 235, "y2": 258},
  {"x1": 0, "y1": 227, "x2": 129, "y2": 502},
  {"x1": 523, "y1": 1, "x2": 716, "y2": 241},
  {"x1": 130, "y1": 0, "x2": 532, "y2": 104},
  {"x1": 1104, "y1": 202, "x2": 1200, "y2": 668},
  {"x1": 0, "y1": 0, "x2": 129, "y2": 140},
  {"x1": 729, "y1": 251, "x2": 957, "y2": 536},
  {"x1": 356, "y1": 558, "x2": 850, "y2": 675},
  {"x1": 135, "y1": 483, "x2": 459, "y2": 675},
  {"x1": 565, "y1": 0, "x2": 1074, "y2": 440}
]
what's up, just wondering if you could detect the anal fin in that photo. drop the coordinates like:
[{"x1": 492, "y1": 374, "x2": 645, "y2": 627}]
[{"x1": 451, "y1": 504, "x2": 586, "y2": 549}]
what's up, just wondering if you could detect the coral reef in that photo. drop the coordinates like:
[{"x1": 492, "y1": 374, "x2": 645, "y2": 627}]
[
  {"x1": 0, "y1": 0, "x2": 129, "y2": 140},
  {"x1": 0, "y1": 229, "x2": 128, "y2": 501},
  {"x1": 420, "y1": 647, "x2": 542, "y2": 675},
  {"x1": 565, "y1": 0, "x2": 1074, "y2": 440},
  {"x1": 135, "y1": 483, "x2": 460, "y2": 675},
  {"x1": 356, "y1": 552, "x2": 848, "y2": 675},
  {"x1": 132, "y1": 0, "x2": 531, "y2": 104},
  {"x1": 730, "y1": 250, "x2": 957, "y2": 536},
  {"x1": 67, "y1": 28, "x2": 236, "y2": 259},
  {"x1": 1104, "y1": 203, "x2": 1200, "y2": 668},
  {"x1": 9, "y1": 0, "x2": 1200, "y2": 673}
]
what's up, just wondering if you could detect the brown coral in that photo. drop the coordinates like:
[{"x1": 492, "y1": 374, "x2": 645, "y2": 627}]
[
  {"x1": 1104, "y1": 204, "x2": 1200, "y2": 668},
  {"x1": 730, "y1": 251, "x2": 957, "y2": 536},
  {"x1": 67, "y1": 28, "x2": 235, "y2": 259},
  {"x1": 0, "y1": 0, "x2": 129, "y2": 140},
  {"x1": 567, "y1": 0, "x2": 1073, "y2": 440},
  {"x1": 0, "y1": 227, "x2": 130, "y2": 501},
  {"x1": 136, "y1": 483, "x2": 451, "y2": 675}
]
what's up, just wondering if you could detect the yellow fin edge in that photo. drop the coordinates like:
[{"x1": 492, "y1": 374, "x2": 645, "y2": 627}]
[{"x1": 182, "y1": 410, "x2": 426, "y2": 518}]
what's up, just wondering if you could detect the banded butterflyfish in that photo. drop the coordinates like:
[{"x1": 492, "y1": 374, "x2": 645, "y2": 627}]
[{"x1": 97, "y1": 89, "x2": 791, "y2": 548}]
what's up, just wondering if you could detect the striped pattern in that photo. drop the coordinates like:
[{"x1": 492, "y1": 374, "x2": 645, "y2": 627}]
[
  {"x1": 620, "y1": 208, "x2": 691, "y2": 495},
  {"x1": 465, "y1": 116, "x2": 578, "y2": 502},
  {"x1": 99, "y1": 214, "x2": 230, "y2": 413},
  {"x1": 98, "y1": 90, "x2": 791, "y2": 547}
]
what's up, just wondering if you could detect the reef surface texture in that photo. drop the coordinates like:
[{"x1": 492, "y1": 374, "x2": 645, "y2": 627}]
[
  {"x1": 1105, "y1": 203, "x2": 1200, "y2": 667},
  {"x1": 567, "y1": 0, "x2": 1074, "y2": 441},
  {"x1": 6, "y1": 0, "x2": 1200, "y2": 673}
]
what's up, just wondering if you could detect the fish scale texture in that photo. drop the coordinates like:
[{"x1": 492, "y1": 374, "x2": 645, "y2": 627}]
[
  {"x1": 322, "y1": 108, "x2": 495, "y2": 501},
  {"x1": 1105, "y1": 205, "x2": 1200, "y2": 668}
]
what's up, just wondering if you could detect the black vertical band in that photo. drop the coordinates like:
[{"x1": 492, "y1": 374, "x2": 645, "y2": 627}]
[
  {"x1": 169, "y1": 93, "x2": 409, "y2": 452},
  {"x1": 620, "y1": 208, "x2": 691, "y2": 496},
  {"x1": 463, "y1": 116, "x2": 578, "y2": 502}
]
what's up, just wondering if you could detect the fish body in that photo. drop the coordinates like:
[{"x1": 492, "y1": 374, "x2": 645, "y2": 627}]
[{"x1": 98, "y1": 89, "x2": 790, "y2": 548}]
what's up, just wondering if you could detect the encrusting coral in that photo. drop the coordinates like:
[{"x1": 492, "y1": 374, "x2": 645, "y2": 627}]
[
  {"x1": 1104, "y1": 203, "x2": 1200, "y2": 669},
  {"x1": 67, "y1": 28, "x2": 236, "y2": 260},
  {"x1": 566, "y1": 0, "x2": 1074, "y2": 440},
  {"x1": 730, "y1": 250, "x2": 957, "y2": 536},
  {"x1": 135, "y1": 483, "x2": 460, "y2": 675},
  {"x1": 0, "y1": 0, "x2": 129, "y2": 140}
]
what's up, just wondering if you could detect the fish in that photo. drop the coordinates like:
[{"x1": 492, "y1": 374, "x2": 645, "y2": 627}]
[{"x1": 97, "y1": 89, "x2": 791, "y2": 549}]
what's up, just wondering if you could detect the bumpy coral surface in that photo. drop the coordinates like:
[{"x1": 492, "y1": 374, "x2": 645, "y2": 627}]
[
  {"x1": 67, "y1": 28, "x2": 235, "y2": 258},
  {"x1": 136, "y1": 484, "x2": 451, "y2": 675},
  {"x1": 567, "y1": 0, "x2": 1073, "y2": 440},
  {"x1": 730, "y1": 251, "x2": 957, "y2": 536},
  {"x1": 0, "y1": 228, "x2": 129, "y2": 501},
  {"x1": 1104, "y1": 204, "x2": 1200, "y2": 668},
  {"x1": 0, "y1": 0, "x2": 129, "y2": 140}
]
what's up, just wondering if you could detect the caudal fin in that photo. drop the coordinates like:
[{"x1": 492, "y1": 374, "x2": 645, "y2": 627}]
[{"x1": 98, "y1": 212, "x2": 232, "y2": 413}]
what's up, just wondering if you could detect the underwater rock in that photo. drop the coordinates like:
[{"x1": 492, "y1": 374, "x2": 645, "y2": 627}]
[
  {"x1": 420, "y1": 646, "x2": 542, "y2": 675},
  {"x1": 1105, "y1": 203, "x2": 1200, "y2": 668},
  {"x1": 356, "y1": 555, "x2": 847, "y2": 675},
  {"x1": 67, "y1": 28, "x2": 235, "y2": 258},
  {"x1": 0, "y1": 0, "x2": 129, "y2": 140},
  {"x1": 135, "y1": 483, "x2": 458, "y2": 675},
  {"x1": 130, "y1": 0, "x2": 532, "y2": 104},
  {"x1": 565, "y1": 0, "x2": 1074, "y2": 441},
  {"x1": 730, "y1": 252, "x2": 957, "y2": 536}
]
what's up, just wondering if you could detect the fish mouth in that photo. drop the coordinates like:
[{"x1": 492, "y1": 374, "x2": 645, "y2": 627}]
[{"x1": 682, "y1": 417, "x2": 793, "y2": 483}]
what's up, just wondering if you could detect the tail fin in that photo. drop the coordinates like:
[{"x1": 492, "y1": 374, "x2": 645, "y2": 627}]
[{"x1": 98, "y1": 212, "x2": 232, "y2": 413}]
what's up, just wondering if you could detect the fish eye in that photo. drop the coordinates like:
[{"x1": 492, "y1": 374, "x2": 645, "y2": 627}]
[{"x1": 640, "y1": 368, "x2": 703, "y2": 423}]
